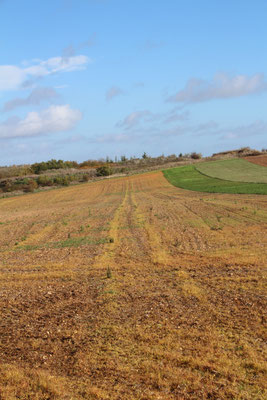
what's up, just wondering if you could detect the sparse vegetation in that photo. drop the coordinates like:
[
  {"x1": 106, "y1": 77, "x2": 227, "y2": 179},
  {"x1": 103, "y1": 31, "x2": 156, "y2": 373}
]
[{"x1": 1, "y1": 148, "x2": 266, "y2": 197}]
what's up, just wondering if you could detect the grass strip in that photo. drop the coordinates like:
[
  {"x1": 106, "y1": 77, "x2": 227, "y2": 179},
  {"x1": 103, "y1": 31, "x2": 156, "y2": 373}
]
[
  {"x1": 163, "y1": 165, "x2": 267, "y2": 194},
  {"x1": 196, "y1": 158, "x2": 267, "y2": 183}
]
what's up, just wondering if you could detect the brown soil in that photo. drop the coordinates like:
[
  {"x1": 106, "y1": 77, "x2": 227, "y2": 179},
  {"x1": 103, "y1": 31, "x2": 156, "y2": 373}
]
[
  {"x1": 244, "y1": 154, "x2": 267, "y2": 167},
  {"x1": 0, "y1": 172, "x2": 266, "y2": 399}
]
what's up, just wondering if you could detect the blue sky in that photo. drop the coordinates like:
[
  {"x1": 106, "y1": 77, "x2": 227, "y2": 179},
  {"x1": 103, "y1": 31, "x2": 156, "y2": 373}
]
[{"x1": 0, "y1": 0, "x2": 267, "y2": 165}]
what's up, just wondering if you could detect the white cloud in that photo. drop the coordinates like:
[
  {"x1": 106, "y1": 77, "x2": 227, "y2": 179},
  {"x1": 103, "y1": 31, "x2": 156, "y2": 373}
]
[
  {"x1": 168, "y1": 73, "x2": 267, "y2": 103},
  {"x1": 0, "y1": 105, "x2": 82, "y2": 139},
  {"x1": 0, "y1": 55, "x2": 90, "y2": 91},
  {"x1": 0, "y1": 66, "x2": 26, "y2": 90},
  {"x1": 25, "y1": 55, "x2": 89, "y2": 76},
  {"x1": 106, "y1": 86, "x2": 124, "y2": 101}
]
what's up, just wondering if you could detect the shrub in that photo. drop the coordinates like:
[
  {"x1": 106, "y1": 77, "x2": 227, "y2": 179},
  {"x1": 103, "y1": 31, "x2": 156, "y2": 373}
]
[
  {"x1": 61, "y1": 176, "x2": 70, "y2": 186},
  {"x1": 1, "y1": 180, "x2": 14, "y2": 192},
  {"x1": 191, "y1": 152, "x2": 202, "y2": 160},
  {"x1": 82, "y1": 174, "x2": 89, "y2": 182},
  {"x1": 24, "y1": 180, "x2": 38, "y2": 193},
  {"x1": 96, "y1": 165, "x2": 112, "y2": 176},
  {"x1": 53, "y1": 176, "x2": 64, "y2": 185},
  {"x1": 31, "y1": 159, "x2": 78, "y2": 174},
  {"x1": 54, "y1": 176, "x2": 70, "y2": 186},
  {"x1": 37, "y1": 175, "x2": 53, "y2": 186}
]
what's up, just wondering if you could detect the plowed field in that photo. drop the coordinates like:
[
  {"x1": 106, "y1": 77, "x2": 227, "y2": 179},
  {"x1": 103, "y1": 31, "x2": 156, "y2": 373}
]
[
  {"x1": 0, "y1": 172, "x2": 266, "y2": 400},
  {"x1": 244, "y1": 155, "x2": 267, "y2": 167}
]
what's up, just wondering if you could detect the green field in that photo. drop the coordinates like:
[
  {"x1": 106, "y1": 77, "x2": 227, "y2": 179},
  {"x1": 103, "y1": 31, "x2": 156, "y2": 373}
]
[
  {"x1": 163, "y1": 165, "x2": 267, "y2": 194},
  {"x1": 196, "y1": 158, "x2": 267, "y2": 183}
]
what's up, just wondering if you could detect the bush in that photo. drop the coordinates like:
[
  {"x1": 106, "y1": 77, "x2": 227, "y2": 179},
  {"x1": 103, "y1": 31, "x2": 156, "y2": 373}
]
[
  {"x1": 96, "y1": 165, "x2": 112, "y2": 176},
  {"x1": 191, "y1": 152, "x2": 202, "y2": 160},
  {"x1": 31, "y1": 159, "x2": 78, "y2": 174},
  {"x1": 53, "y1": 176, "x2": 64, "y2": 185},
  {"x1": 1, "y1": 180, "x2": 14, "y2": 192},
  {"x1": 61, "y1": 176, "x2": 70, "y2": 186},
  {"x1": 24, "y1": 180, "x2": 38, "y2": 193},
  {"x1": 53, "y1": 176, "x2": 70, "y2": 186},
  {"x1": 37, "y1": 175, "x2": 53, "y2": 186},
  {"x1": 82, "y1": 174, "x2": 89, "y2": 182}
]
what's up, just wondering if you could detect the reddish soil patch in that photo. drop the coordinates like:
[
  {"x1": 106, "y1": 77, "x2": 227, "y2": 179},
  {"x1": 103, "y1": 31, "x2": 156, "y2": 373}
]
[{"x1": 244, "y1": 154, "x2": 267, "y2": 167}]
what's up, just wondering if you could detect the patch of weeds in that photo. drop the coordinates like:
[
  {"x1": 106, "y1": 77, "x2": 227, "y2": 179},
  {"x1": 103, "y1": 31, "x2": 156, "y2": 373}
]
[
  {"x1": 210, "y1": 226, "x2": 223, "y2": 231},
  {"x1": 216, "y1": 215, "x2": 222, "y2": 222},
  {"x1": 52, "y1": 236, "x2": 109, "y2": 248},
  {"x1": 15, "y1": 236, "x2": 109, "y2": 251},
  {"x1": 91, "y1": 226, "x2": 109, "y2": 231},
  {"x1": 62, "y1": 220, "x2": 68, "y2": 226},
  {"x1": 79, "y1": 225, "x2": 84, "y2": 232},
  {"x1": 106, "y1": 267, "x2": 112, "y2": 279},
  {"x1": 105, "y1": 289, "x2": 115, "y2": 294},
  {"x1": 16, "y1": 244, "x2": 40, "y2": 251},
  {"x1": 173, "y1": 239, "x2": 181, "y2": 247}
]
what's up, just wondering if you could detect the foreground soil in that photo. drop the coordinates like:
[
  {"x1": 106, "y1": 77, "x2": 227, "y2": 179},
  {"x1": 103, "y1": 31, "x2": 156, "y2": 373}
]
[{"x1": 0, "y1": 172, "x2": 266, "y2": 400}]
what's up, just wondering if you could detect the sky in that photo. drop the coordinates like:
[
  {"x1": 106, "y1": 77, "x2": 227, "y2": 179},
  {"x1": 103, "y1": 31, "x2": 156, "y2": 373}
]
[{"x1": 0, "y1": 0, "x2": 267, "y2": 165}]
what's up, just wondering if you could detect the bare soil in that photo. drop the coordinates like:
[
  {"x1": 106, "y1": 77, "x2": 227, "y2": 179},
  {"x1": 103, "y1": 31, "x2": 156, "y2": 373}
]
[
  {"x1": 0, "y1": 172, "x2": 266, "y2": 399},
  {"x1": 244, "y1": 154, "x2": 267, "y2": 167}
]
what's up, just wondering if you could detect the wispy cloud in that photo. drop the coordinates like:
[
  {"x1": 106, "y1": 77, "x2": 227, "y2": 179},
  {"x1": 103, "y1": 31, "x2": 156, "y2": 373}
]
[
  {"x1": 3, "y1": 87, "x2": 59, "y2": 112},
  {"x1": 220, "y1": 120, "x2": 267, "y2": 140},
  {"x1": 106, "y1": 86, "x2": 124, "y2": 101},
  {"x1": 0, "y1": 104, "x2": 82, "y2": 139},
  {"x1": 62, "y1": 34, "x2": 96, "y2": 61},
  {"x1": 168, "y1": 73, "x2": 267, "y2": 103},
  {"x1": 117, "y1": 107, "x2": 189, "y2": 130},
  {"x1": 0, "y1": 55, "x2": 90, "y2": 91},
  {"x1": 163, "y1": 109, "x2": 190, "y2": 124},
  {"x1": 116, "y1": 110, "x2": 154, "y2": 129},
  {"x1": 92, "y1": 133, "x2": 131, "y2": 144}
]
